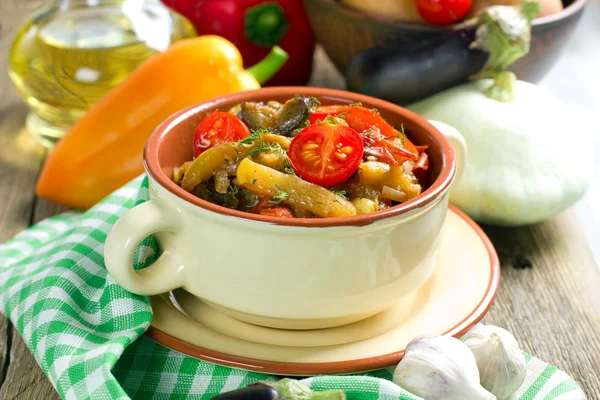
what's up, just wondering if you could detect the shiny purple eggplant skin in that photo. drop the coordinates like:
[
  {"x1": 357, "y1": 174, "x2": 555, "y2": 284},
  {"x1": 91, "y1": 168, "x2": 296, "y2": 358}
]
[
  {"x1": 346, "y1": 26, "x2": 489, "y2": 105},
  {"x1": 211, "y1": 384, "x2": 279, "y2": 400}
]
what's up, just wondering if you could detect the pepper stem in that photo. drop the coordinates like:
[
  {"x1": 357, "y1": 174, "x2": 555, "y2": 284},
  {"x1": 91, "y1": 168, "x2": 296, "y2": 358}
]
[
  {"x1": 246, "y1": 45, "x2": 289, "y2": 84},
  {"x1": 469, "y1": 0, "x2": 540, "y2": 102},
  {"x1": 245, "y1": 3, "x2": 290, "y2": 47}
]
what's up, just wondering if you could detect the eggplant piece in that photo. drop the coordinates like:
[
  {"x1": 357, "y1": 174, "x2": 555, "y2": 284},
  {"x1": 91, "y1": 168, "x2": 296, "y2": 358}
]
[
  {"x1": 239, "y1": 102, "x2": 278, "y2": 131},
  {"x1": 346, "y1": 1, "x2": 539, "y2": 105},
  {"x1": 269, "y1": 96, "x2": 311, "y2": 136},
  {"x1": 239, "y1": 96, "x2": 318, "y2": 137},
  {"x1": 346, "y1": 27, "x2": 488, "y2": 105},
  {"x1": 193, "y1": 179, "x2": 259, "y2": 212}
]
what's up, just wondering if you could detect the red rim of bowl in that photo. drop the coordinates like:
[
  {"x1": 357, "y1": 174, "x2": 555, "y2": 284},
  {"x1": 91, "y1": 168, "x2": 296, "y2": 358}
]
[
  {"x1": 145, "y1": 204, "x2": 501, "y2": 375},
  {"x1": 315, "y1": 0, "x2": 587, "y2": 30},
  {"x1": 144, "y1": 87, "x2": 456, "y2": 228}
]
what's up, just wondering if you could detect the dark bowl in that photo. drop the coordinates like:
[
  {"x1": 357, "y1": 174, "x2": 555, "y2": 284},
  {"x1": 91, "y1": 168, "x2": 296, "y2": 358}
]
[{"x1": 304, "y1": 0, "x2": 587, "y2": 83}]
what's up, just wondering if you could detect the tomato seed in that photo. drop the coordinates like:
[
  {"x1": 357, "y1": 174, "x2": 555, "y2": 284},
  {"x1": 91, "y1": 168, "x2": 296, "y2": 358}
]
[
  {"x1": 335, "y1": 152, "x2": 347, "y2": 161},
  {"x1": 303, "y1": 143, "x2": 318, "y2": 151},
  {"x1": 341, "y1": 146, "x2": 354, "y2": 154}
]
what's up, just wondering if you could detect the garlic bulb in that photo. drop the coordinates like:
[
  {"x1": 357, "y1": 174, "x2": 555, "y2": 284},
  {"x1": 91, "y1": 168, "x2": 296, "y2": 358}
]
[
  {"x1": 393, "y1": 336, "x2": 496, "y2": 400},
  {"x1": 461, "y1": 324, "x2": 527, "y2": 399}
]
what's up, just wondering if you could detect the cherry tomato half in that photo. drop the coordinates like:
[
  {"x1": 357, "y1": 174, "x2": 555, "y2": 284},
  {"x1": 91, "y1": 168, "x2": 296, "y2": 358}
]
[
  {"x1": 289, "y1": 122, "x2": 364, "y2": 187},
  {"x1": 310, "y1": 105, "x2": 419, "y2": 158},
  {"x1": 193, "y1": 111, "x2": 250, "y2": 158},
  {"x1": 415, "y1": 0, "x2": 472, "y2": 25}
]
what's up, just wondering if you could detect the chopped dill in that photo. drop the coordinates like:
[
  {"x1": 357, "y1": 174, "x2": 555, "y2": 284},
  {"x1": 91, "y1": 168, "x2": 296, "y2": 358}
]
[
  {"x1": 268, "y1": 184, "x2": 289, "y2": 205},
  {"x1": 308, "y1": 96, "x2": 321, "y2": 109},
  {"x1": 247, "y1": 141, "x2": 284, "y2": 157},
  {"x1": 251, "y1": 179, "x2": 257, "y2": 185},
  {"x1": 228, "y1": 185, "x2": 239, "y2": 200},
  {"x1": 284, "y1": 166, "x2": 296, "y2": 175},
  {"x1": 239, "y1": 128, "x2": 286, "y2": 157},
  {"x1": 238, "y1": 128, "x2": 269, "y2": 144},
  {"x1": 350, "y1": 102, "x2": 362, "y2": 107},
  {"x1": 331, "y1": 189, "x2": 348, "y2": 200}
]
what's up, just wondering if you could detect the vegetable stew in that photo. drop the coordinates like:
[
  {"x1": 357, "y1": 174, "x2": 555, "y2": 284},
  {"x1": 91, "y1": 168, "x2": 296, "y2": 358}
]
[{"x1": 173, "y1": 96, "x2": 430, "y2": 218}]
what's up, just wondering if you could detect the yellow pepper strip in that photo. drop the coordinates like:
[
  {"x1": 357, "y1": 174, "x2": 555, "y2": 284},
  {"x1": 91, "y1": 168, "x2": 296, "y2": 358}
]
[
  {"x1": 236, "y1": 158, "x2": 357, "y2": 218},
  {"x1": 36, "y1": 35, "x2": 288, "y2": 209}
]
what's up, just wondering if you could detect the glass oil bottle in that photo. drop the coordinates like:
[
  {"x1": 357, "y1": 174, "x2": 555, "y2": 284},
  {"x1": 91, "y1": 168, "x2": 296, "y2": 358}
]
[{"x1": 9, "y1": 0, "x2": 196, "y2": 147}]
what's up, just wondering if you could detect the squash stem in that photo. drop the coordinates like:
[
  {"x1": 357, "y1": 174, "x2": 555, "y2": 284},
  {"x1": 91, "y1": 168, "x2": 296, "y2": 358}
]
[
  {"x1": 246, "y1": 45, "x2": 289, "y2": 84},
  {"x1": 469, "y1": 0, "x2": 540, "y2": 101},
  {"x1": 484, "y1": 71, "x2": 517, "y2": 102}
]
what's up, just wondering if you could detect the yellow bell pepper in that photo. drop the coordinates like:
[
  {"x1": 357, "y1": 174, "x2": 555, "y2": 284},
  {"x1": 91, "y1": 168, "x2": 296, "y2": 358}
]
[{"x1": 36, "y1": 35, "x2": 287, "y2": 209}]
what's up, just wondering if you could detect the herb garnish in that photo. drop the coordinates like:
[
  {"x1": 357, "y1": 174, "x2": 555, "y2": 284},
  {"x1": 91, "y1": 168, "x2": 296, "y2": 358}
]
[
  {"x1": 251, "y1": 179, "x2": 257, "y2": 185},
  {"x1": 331, "y1": 189, "x2": 348, "y2": 200},
  {"x1": 350, "y1": 102, "x2": 362, "y2": 107},
  {"x1": 308, "y1": 96, "x2": 321, "y2": 109},
  {"x1": 239, "y1": 128, "x2": 269, "y2": 144},
  {"x1": 284, "y1": 166, "x2": 296, "y2": 175},
  {"x1": 239, "y1": 128, "x2": 286, "y2": 157},
  {"x1": 268, "y1": 184, "x2": 289, "y2": 205},
  {"x1": 228, "y1": 185, "x2": 239, "y2": 200},
  {"x1": 248, "y1": 141, "x2": 284, "y2": 157}
]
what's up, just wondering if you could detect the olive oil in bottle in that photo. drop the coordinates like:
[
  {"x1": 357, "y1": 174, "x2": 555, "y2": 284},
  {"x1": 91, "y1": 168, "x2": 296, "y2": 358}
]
[{"x1": 9, "y1": 0, "x2": 196, "y2": 147}]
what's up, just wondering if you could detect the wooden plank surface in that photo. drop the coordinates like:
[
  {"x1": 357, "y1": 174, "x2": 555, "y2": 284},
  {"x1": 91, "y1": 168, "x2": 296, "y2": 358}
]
[
  {"x1": 0, "y1": 2, "x2": 598, "y2": 400},
  {"x1": 0, "y1": 1, "x2": 60, "y2": 399}
]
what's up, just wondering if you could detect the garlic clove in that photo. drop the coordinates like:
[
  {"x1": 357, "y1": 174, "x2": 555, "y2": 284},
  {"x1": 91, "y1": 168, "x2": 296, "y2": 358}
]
[
  {"x1": 393, "y1": 336, "x2": 497, "y2": 400},
  {"x1": 462, "y1": 324, "x2": 527, "y2": 400}
]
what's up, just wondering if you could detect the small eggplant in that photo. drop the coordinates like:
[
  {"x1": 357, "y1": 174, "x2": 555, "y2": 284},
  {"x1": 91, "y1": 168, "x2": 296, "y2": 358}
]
[
  {"x1": 211, "y1": 384, "x2": 278, "y2": 400},
  {"x1": 211, "y1": 379, "x2": 346, "y2": 400},
  {"x1": 346, "y1": 1, "x2": 539, "y2": 105}
]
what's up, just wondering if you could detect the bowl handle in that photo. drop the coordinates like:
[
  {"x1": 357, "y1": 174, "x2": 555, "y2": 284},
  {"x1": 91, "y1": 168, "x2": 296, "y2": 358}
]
[
  {"x1": 105, "y1": 200, "x2": 185, "y2": 296},
  {"x1": 428, "y1": 120, "x2": 468, "y2": 185}
]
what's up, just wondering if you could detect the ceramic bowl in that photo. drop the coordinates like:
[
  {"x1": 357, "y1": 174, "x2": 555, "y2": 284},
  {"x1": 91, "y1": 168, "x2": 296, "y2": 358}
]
[
  {"x1": 304, "y1": 0, "x2": 587, "y2": 83},
  {"x1": 104, "y1": 87, "x2": 466, "y2": 330}
]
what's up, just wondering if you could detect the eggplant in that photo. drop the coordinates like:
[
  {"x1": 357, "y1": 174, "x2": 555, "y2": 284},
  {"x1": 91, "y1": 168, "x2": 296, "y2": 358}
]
[
  {"x1": 346, "y1": 27, "x2": 488, "y2": 105},
  {"x1": 211, "y1": 384, "x2": 278, "y2": 400},
  {"x1": 346, "y1": 2, "x2": 539, "y2": 105},
  {"x1": 211, "y1": 379, "x2": 346, "y2": 400}
]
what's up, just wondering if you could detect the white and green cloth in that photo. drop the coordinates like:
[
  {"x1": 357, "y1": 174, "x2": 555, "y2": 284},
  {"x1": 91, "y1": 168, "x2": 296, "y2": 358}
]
[{"x1": 0, "y1": 176, "x2": 587, "y2": 399}]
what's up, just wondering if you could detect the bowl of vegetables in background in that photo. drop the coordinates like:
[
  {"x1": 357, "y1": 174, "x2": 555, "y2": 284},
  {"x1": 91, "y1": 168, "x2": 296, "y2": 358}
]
[
  {"x1": 304, "y1": 0, "x2": 586, "y2": 87},
  {"x1": 105, "y1": 86, "x2": 467, "y2": 330}
]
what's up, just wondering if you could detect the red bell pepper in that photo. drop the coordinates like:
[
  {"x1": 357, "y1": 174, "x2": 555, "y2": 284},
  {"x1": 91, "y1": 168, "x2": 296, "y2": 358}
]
[{"x1": 162, "y1": 0, "x2": 316, "y2": 86}]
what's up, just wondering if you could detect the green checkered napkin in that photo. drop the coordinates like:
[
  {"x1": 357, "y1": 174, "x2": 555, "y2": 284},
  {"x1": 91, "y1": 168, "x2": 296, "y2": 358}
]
[{"x1": 0, "y1": 176, "x2": 586, "y2": 399}]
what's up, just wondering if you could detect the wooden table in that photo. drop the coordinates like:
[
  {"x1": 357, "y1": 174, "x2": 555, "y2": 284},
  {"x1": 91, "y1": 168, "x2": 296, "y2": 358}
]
[{"x1": 1, "y1": 1, "x2": 599, "y2": 399}]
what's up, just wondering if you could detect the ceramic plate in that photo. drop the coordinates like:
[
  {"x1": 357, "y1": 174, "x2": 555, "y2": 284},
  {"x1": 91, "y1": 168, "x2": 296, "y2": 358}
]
[{"x1": 146, "y1": 205, "x2": 500, "y2": 375}]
